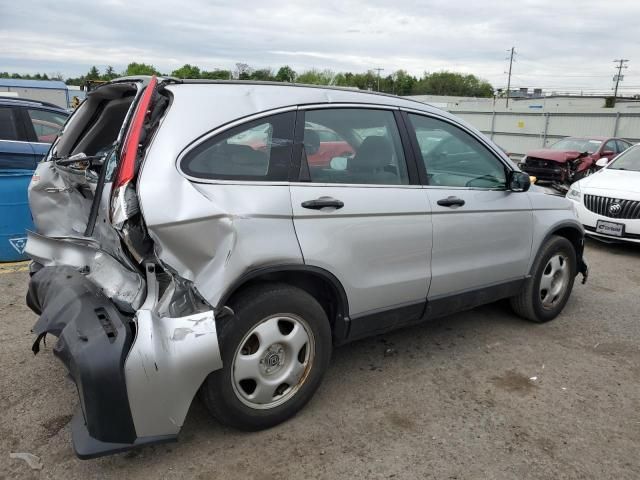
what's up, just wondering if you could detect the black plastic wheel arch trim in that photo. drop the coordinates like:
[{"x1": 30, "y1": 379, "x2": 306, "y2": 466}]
[{"x1": 216, "y1": 264, "x2": 351, "y2": 342}]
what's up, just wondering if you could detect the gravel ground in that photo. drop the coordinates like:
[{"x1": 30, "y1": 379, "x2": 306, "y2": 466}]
[{"x1": 1, "y1": 238, "x2": 639, "y2": 479}]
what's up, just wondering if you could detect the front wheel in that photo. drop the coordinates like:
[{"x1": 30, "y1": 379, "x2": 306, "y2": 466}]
[
  {"x1": 200, "y1": 283, "x2": 331, "y2": 430},
  {"x1": 510, "y1": 236, "x2": 577, "y2": 323}
]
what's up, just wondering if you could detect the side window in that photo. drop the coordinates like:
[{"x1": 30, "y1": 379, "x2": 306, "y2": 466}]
[
  {"x1": 181, "y1": 112, "x2": 295, "y2": 181},
  {"x1": 27, "y1": 109, "x2": 67, "y2": 143},
  {"x1": 408, "y1": 114, "x2": 507, "y2": 189},
  {"x1": 0, "y1": 107, "x2": 19, "y2": 141},
  {"x1": 603, "y1": 140, "x2": 617, "y2": 154},
  {"x1": 616, "y1": 140, "x2": 630, "y2": 153},
  {"x1": 302, "y1": 108, "x2": 409, "y2": 185}
]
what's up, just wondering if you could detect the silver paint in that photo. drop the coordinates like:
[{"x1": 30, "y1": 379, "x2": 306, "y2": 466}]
[
  {"x1": 124, "y1": 266, "x2": 222, "y2": 437},
  {"x1": 25, "y1": 231, "x2": 145, "y2": 310}
]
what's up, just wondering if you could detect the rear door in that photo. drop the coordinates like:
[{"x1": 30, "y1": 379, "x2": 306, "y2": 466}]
[
  {"x1": 290, "y1": 106, "x2": 431, "y2": 333},
  {"x1": 404, "y1": 111, "x2": 533, "y2": 299},
  {"x1": 0, "y1": 106, "x2": 36, "y2": 169}
]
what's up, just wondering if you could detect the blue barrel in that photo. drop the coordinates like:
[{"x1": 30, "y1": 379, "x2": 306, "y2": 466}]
[{"x1": 0, "y1": 169, "x2": 35, "y2": 262}]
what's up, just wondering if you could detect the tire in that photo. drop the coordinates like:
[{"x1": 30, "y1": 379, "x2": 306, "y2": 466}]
[
  {"x1": 200, "y1": 283, "x2": 332, "y2": 431},
  {"x1": 510, "y1": 236, "x2": 577, "y2": 323}
]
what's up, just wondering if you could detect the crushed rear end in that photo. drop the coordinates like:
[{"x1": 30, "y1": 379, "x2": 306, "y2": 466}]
[{"x1": 24, "y1": 77, "x2": 222, "y2": 458}]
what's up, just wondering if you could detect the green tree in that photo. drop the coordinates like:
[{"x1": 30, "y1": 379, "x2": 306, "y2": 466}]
[
  {"x1": 275, "y1": 65, "x2": 296, "y2": 82},
  {"x1": 86, "y1": 66, "x2": 100, "y2": 80},
  {"x1": 296, "y1": 69, "x2": 334, "y2": 85},
  {"x1": 201, "y1": 69, "x2": 232, "y2": 80},
  {"x1": 102, "y1": 66, "x2": 118, "y2": 81},
  {"x1": 235, "y1": 63, "x2": 252, "y2": 80},
  {"x1": 390, "y1": 70, "x2": 416, "y2": 96},
  {"x1": 250, "y1": 68, "x2": 274, "y2": 81},
  {"x1": 171, "y1": 64, "x2": 201, "y2": 79},
  {"x1": 413, "y1": 71, "x2": 493, "y2": 97},
  {"x1": 124, "y1": 62, "x2": 160, "y2": 76}
]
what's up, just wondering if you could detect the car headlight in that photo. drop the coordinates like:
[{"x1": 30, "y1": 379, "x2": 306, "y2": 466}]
[{"x1": 566, "y1": 183, "x2": 582, "y2": 201}]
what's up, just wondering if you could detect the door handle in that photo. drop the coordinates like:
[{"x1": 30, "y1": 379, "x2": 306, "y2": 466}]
[
  {"x1": 301, "y1": 196, "x2": 344, "y2": 210},
  {"x1": 437, "y1": 196, "x2": 465, "y2": 207}
]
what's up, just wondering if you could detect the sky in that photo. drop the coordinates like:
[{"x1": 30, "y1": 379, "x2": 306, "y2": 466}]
[{"x1": 1, "y1": 0, "x2": 639, "y2": 94}]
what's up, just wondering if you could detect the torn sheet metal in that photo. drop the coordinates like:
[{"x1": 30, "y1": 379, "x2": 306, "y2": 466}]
[
  {"x1": 124, "y1": 267, "x2": 222, "y2": 437},
  {"x1": 25, "y1": 231, "x2": 145, "y2": 311}
]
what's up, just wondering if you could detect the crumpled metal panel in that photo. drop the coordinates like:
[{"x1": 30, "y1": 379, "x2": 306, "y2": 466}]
[
  {"x1": 25, "y1": 231, "x2": 145, "y2": 311},
  {"x1": 138, "y1": 99, "x2": 304, "y2": 308},
  {"x1": 124, "y1": 269, "x2": 222, "y2": 437}
]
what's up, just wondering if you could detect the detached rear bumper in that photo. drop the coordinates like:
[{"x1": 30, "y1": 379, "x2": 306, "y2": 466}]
[{"x1": 27, "y1": 265, "x2": 222, "y2": 459}]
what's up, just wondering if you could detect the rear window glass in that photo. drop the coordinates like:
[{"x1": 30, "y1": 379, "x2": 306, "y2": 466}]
[
  {"x1": 27, "y1": 109, "x2": 67, "y2": 143},
  {"x1": 181, "y1": 112, "x2": 295, "y2": 181}
]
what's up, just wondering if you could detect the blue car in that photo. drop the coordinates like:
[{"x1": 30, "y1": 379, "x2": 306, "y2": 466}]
[
  {"x1": 1, "y1": 98, "x2": 68, "y2": 261},
  {"x1": 0, "y1": 97, "x2": 68, "y2": 169}
]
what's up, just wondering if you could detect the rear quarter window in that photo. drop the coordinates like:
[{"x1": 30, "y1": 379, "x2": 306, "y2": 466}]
[{"x1": 181, "y1": 112, "x2": 295, "y2": 181}]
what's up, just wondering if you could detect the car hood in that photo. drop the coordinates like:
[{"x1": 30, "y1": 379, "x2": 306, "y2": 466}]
[
  {"x1": 579, "y1": 169, "x2": 640, "y2": 200},
  {"x1": 527, "y1": 149, "x2": 589, "y2": 163}
]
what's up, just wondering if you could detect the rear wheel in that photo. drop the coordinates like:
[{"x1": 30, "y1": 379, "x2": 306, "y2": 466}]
[
  {"x1": 510, "y1": 236, "x2": 577, "y2": 322},
  {"x1": 201, "y1": 283, "x2": 331, "y2": 430}
]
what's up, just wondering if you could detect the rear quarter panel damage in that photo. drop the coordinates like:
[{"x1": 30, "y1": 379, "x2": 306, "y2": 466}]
[
  {"x1": 137, "y1": 90, "x2": 305, "y2": 307},
  {"x1": 124, "y1": 265, "x2": 221, "y2": 437}
]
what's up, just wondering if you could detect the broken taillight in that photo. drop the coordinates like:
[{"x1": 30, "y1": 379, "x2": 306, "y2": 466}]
[
  {"x1": 113, "y1": 76, "x2": 157, "y2": 190},
  {"x1": 111, "y1": 76, "x2": 157, "y2": 229}
]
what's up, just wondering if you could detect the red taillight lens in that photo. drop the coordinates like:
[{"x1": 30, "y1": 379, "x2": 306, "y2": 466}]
[{"x1": 113, "y1": 76, "x2": 158, "y2": 189}]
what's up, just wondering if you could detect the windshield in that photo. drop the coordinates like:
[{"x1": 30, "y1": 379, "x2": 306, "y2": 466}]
[
  {"x1": 607, "y1": 145, "x2": 640, "y2": 172},
  {"x1": 550, "y1": 138, "x2": 602, "y2": 154}
]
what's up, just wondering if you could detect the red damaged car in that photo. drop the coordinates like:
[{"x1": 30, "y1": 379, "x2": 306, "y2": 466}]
[{"x1": 522, "y1": 136, "x2": 633, "y2": 184}]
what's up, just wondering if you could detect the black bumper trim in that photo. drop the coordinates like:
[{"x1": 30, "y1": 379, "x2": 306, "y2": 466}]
[
  {"x1": 26, "y1": 266, "x2": 137, "y2": 446},
  {"x1": 72, "y1": 410, "x2": 177, "y2": 459}
]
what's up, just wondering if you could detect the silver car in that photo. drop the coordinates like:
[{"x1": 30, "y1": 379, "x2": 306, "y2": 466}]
[{"x1": 24, "y1": 77, "x2": 588, "y2": 458}]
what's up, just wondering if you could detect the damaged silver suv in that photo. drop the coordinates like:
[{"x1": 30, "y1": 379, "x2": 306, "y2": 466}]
[{"x1": 25, "y1": 77, "x2": 588, "y2": 459}]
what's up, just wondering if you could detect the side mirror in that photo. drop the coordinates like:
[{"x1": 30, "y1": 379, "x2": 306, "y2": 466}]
[
  {"x1": 509, "y1": 171, "x2": 531, "y2": 192},
  {"x1": 595, "y1": 158, "x2": 609, "y2": 168}
]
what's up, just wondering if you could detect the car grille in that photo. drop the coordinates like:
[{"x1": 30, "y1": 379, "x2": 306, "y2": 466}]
[
  {"x1": 526, "y1": 158, "x2": 558, "y2": 168},
  {"x1": 584, "y1": 194, "x2": 640, "y2": 219}
]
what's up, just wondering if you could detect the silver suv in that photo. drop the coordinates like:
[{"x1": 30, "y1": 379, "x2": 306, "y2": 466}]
[{"x1": 24, "y1": 77, "x2": 588, "y2": 459}]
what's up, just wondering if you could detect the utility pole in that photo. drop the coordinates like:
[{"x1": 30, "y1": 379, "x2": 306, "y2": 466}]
[
  {"x1": 374, "y1": 68, "x2": 384, "y2": 91},
  {"x1": 505, "y1": 47, "x2": 516, "y2": 108},
  {"x1": 612, "y1": 59, "x2": 629, "y2": 107}
]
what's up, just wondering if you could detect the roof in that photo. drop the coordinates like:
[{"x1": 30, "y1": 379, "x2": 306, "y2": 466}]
[
  {"x1": 0, "y1": 96, "x2": 68, "y2": 111},
  {"x1": 157, "y1": 81, "x2": 471, "y2": 159},
  {"x1": 0, "y1": 78, "x2": 68, "y2": 90},
  {"x1": 111, "y1": 75, "x2": 431, "y2": 109}
]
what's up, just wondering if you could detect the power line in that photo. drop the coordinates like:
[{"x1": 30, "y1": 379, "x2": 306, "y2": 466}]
[
  {"x1": 374, "y1": 67, "x2": 384, "y2": 92},
  {"x1": 612, "y1": 59, "x2": 629, "y2": 106},
  {"x1": 505, "y1": 47, "x2": 516, "y2": 108}
]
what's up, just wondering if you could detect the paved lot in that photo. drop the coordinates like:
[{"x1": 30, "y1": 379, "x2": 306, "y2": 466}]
[{"x1": 1, "y1": 239, "x2": 639, "y2": 479}]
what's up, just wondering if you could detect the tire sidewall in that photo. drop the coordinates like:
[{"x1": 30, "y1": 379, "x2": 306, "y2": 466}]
[
  {"x1": 203, "y1": 286, "x2": 332, "y2": 430},
  {"x1": 531, "y1": 237, "x2": 577, "y2": 321}
]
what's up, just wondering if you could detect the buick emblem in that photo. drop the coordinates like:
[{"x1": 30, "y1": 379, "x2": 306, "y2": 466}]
[{"x1": 609, "y1": 202, "x2": 622, "y2": 216}]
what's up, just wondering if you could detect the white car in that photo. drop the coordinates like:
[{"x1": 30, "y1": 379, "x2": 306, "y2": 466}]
[{"x1": 567, "y1": 144, "x2": 640, "y2": 243}]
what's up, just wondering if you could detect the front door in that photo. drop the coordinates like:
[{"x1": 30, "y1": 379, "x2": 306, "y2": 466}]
[
  {"x1": 290, "y1": 107, "x2": 432, "y2": 333},
  {"x1": 405, "y1": 112, "x2": 533, "y2": 299}
]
